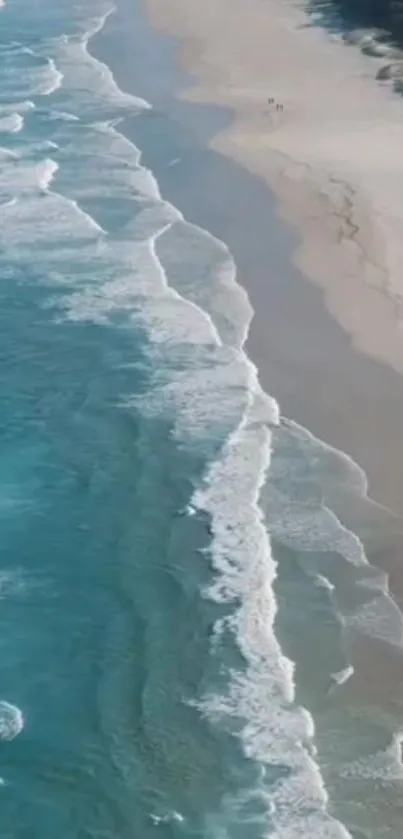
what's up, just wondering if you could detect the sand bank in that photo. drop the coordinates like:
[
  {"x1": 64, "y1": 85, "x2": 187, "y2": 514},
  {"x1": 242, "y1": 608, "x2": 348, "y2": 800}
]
[{"x1": 147, "y1": 0, "x2": 403, "y2": 374}]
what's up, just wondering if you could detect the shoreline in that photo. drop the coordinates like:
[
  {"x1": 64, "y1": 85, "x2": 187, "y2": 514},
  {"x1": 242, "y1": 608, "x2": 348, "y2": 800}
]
[
  {"x1": 88, "y1": 3, "x2": 403, "y2": 831},
  {"x1": 92, "y1": 0, "x2": 403, "y2": 525},
  {"x1": 147, "y1": 0, "x2": 403, "y2": 377}
]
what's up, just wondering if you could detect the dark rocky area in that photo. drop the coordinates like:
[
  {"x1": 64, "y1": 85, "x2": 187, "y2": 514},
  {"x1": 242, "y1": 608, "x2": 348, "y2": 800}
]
[{"x1": 308, "y1": 0, "x2": 403, "y2": 43}]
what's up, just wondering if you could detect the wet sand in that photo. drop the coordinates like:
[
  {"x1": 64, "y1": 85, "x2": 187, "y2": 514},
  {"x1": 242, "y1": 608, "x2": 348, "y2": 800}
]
[
  {"x1": 94, "y1": 0, "x2": 403, "y2": 551},
  {"x1": 92, "y1": 4, "x2": 403, "y2": 833},
  {"x1": 141, "y1": 0, "x2": 403, "y2": 517},
  {"x1": 147, "y1": 0, "x2": 403, "y2": 374},
  {"x1": 92, "y1": 0, "x2": 403, "y2": 544}
]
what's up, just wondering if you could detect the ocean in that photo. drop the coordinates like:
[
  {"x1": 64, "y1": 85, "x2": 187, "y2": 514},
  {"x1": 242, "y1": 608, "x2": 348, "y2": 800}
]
[{"x1": 1, "y1": 0, "x2": 403, "y2": 836}]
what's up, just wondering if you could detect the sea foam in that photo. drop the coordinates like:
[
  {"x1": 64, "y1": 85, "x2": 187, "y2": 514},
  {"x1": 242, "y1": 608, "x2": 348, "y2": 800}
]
[
  {"x1": 42, "y1": 8, "x2": 356, "y2": 836},
  {"x1": 191, "y1": 378, "x2": 351, "y2": 838},
  {"x1": 36, "y1": 157, "x2": 59, "y2": 190},
  {"x1": 0, "y1": 112, "x2": 24, "y2": 132},
  {"x1": 0, "y1": 701, "x2": 24, "y2": 741},
  {"x1": 0, "y1": 2, "x2": 391, "y2": 836}
]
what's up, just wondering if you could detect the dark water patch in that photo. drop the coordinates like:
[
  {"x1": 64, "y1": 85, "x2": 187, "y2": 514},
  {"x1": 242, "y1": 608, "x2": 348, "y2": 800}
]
[
  {"x1": 0, "y1": 249, "x2": 251, "y2": 834},
  {"x1": 306, "y1": 0, "x2": 403, "y2": 45}
]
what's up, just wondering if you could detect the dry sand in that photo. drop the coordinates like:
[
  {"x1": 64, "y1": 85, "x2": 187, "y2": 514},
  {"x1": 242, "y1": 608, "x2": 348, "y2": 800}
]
[{"x1": 147, "y1": 0, "x2": 403, "y2": 374}]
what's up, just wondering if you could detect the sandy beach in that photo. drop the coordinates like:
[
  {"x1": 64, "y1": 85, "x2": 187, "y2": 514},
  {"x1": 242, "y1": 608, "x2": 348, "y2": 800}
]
[
  {"x1": 90, "y1": 3, "x2": 403, "y2": 835},
  {"x1": 98, "y1": 0, "x2": 403, "y2": 587},
  {"x1": 68, "y1": 2, "x2": 403, "y2": 833},
  {"x1": 147, "y1": 0, "x2": 403, "y2": 375},
  {"x1": 116, "y1": 0, "x2": 403, "y2": 528}
]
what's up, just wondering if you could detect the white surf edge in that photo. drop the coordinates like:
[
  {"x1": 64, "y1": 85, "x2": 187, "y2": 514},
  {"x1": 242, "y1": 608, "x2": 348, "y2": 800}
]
[
  {"x1": 59, "y1": 9, "x2": 354, "y2": 829},
  {"x1": 72, "y1": 3, "x2": 403, "y2": 832},
  {"x1": 0, "y1": 700, "x2": 24, "y2": 741},
  {"x1": 3, "y1": 0, "x2": 401, "y2": 832}
]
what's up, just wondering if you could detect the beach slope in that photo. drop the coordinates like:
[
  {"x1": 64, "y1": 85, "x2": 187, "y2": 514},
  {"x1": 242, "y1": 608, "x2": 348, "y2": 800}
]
[{"x1": 147, "y1": 0, "x2": 403, "y2": 373}]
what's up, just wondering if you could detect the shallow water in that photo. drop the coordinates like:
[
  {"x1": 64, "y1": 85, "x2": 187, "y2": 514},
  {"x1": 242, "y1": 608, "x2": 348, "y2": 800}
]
[{"x1": 0, "y1": 0, "x2": 402, "y2": 836}]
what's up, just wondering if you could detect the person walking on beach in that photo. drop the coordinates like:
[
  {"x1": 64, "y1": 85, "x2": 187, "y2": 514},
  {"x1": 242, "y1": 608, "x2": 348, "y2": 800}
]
[{"x1": 267, "y1": 97, "x2": 284, "y2": 111}]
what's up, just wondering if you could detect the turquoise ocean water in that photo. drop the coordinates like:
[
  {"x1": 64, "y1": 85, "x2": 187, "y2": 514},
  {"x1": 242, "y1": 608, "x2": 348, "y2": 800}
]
[{"x1": 1, "y1": 0, "x2": 403, "y2": 836}]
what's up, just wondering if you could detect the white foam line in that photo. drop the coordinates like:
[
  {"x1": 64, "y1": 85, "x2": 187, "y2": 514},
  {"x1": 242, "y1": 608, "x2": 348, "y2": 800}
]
[
  {"x1": 68, "y1": 37, "x2": 352, "y2": 831},
  {"x1": 283, "y1": 416, "x2": 397, "y2": 519},
  {"x1": 149, "y1": 811, "x2": 185, "y2": 826},
  {"x1": 130, "y1": 161, "x2": 355, "y2": 834},
  {"x1": 23, "y1": 2, "x2": 402, "y2": 831},
  {"x1": 36, "y1": 158, "x2": 59, "y2": 191},
  {"x1": 279, "y1": 424, "x2": 403, "y2": 648},
  {"x1": 60, "y1": 194, "x2": 106, "y2": 235},
  {"x1": 80, "y1": 6, "x2": 115, "y2": 42},
  {"x1": 0, "y1": 101, "x2": 35, "y2": 115},
  {"x1": 10, "y1": 114, "x2": 24, "y2": 133},
  {"x1": 171, "y1": 239, "x2": 347, "y2": 831},
  {"x1": 103, "y1": 116, "x2": 254, "y2": 353},
  {"x1": 0, "y1": 146, "x2": 17, "y2": 160},
  {"x1": 315, "y1": 574, "x2": 335, "y2": 592},
  {"x1": 149, "y1": 231, "x2": 223, "y2": 347},
  {"x1": 0, "y1": 113, "x2": 24, "y2": 133},
  {"x1": 0, "y1": 701, "x2": 24, "y2": 741},
  {"x1": 74, "y1": 121, "x2": 227, "y2": 335},
  {"x1": 82, "y1": 8, "x2": 151, "y2": 112},
  {"x1": 0, "y1": 197, "x2": 16, "y2": 208},
  {"x1": 97, "y1": 115, "x2": 252, "y2": 350},
  {"x1": 48, "y1": 110, "x2": 79, "y2": 122},
  {"x1": 192, "y1": 379, "x2": 351, "y2": 837},
  {"x1": 327, "y1": 666, "x2": 355, "y2": 695},
  {"x1": 172, "y1": 218, "x2": 252, "y2": 351},
  {"x1": 38, "y1": 57, "x2": 63, "y2": 96},
  {"x1": 0, "y1": 150, "x2": 103, "y2": 237},
  {"x1": 320, "y1": 502, "x2": 367, "y2": 567},
  {"x1": 341, "y1": 729, "x2": 403, "y2": 782},
  {"x1": 12, "y1": 2, "x2": 387, "y2": 831}
]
